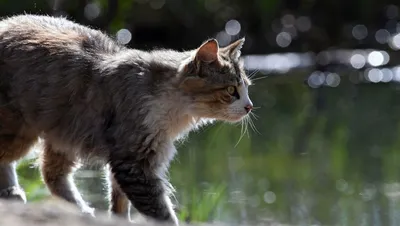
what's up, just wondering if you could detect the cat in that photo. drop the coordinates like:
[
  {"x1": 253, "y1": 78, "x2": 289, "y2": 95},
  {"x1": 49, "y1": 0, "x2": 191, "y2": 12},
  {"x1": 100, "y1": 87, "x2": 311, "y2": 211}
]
[{"x1": 0, "y1": 14, "x2": 253, "y2": 225}]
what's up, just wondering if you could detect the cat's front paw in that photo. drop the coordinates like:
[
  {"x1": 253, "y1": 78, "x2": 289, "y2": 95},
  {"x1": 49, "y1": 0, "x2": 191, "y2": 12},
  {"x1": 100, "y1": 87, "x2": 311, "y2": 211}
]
[{"x1": 81, "y1": 205, "x2": 95, "y2": 217}]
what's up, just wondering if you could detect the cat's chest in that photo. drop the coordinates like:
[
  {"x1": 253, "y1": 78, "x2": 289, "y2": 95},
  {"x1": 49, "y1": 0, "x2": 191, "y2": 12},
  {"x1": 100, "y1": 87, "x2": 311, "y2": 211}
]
[
  {"x1": 143, "y1": 97, "x2": 198, "y2": 140},
  {"x1": 166, "y1": 114, "x2": 198, "y2": 140},
  {"x1": 154, "y1": 140, "x2": 177, "y2": 172}
]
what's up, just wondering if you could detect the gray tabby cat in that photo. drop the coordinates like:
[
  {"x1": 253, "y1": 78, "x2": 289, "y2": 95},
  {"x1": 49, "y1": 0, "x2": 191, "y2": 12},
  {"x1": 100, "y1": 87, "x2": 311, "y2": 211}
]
[{"x1": 0, "y1": 14, "x2": 253, "y2": 225}]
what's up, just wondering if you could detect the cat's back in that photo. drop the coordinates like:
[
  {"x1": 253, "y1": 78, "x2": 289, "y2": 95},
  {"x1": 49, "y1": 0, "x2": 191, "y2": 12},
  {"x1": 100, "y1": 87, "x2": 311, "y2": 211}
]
[
  {"x1": 0, "y1": 14, "x2": 122, "y2": 58},
  {"x1": 0, "y1": 14, "x2": 87, "y2": 32}
]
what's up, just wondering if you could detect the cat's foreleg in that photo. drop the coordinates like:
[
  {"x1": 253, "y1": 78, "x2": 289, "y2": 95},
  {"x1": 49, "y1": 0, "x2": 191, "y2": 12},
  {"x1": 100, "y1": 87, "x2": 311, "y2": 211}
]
[
  {"x1": 107, "y1": 167, "x2": 131, "y2": 220},
  {"x1": 0, "y1": 133, "x2": 36, "y2": 202},
  {"x1": 109, "y1": 155, "x2": 178, "y2": 225}
]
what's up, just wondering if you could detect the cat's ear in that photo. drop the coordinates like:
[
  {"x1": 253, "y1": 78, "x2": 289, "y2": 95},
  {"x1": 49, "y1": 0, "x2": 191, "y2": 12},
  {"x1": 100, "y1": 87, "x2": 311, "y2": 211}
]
[
  {"x1": 195, "y1": 39, "x2": 219, "y2": 63},
  {"x1": 222, "y1": 37, "x2": 245, "y2": 60}
]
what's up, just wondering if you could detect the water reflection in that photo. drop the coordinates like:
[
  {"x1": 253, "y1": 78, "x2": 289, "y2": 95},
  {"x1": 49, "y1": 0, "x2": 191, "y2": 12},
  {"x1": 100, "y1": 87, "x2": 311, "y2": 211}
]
[
  {"x1": 244, "y1": 49, "x2": 394, "y2": 75},
  {"x1": 244, "y1": 52, "x2": 313, "y2": 73}
]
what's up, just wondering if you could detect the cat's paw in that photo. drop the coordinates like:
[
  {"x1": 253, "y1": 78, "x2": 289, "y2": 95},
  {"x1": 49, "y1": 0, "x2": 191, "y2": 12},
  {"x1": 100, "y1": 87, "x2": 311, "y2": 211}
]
[
  {"x1": 81, "y1": 206, "x2": 95, "y2": 217},
  {"x1": 0, "y1": 186, "x2": 26, "y2": 203}
]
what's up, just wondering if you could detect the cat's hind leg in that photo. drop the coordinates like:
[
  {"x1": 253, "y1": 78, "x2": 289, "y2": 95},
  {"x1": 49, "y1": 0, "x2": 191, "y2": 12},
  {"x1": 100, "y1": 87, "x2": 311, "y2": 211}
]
[
  {"x1": 40, "y1": 141, "x2": 94, "y2": 215},
  {"x1": 0, "y1": 162, "x2": 26, "y2": 202},
  {"x1": 0, "y1": 129, "x2": 37, "y2": 202}
]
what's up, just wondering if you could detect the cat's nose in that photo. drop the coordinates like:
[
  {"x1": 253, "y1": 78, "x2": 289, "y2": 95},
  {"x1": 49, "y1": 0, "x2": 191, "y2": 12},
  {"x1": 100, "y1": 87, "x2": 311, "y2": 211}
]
[{"x1": 244, "y1": 104, "x2": 253, "y2": 113}]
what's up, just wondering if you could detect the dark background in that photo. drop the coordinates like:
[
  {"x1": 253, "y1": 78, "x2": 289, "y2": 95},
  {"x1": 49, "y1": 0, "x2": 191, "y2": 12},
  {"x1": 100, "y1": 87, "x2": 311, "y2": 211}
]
[
  {"x1": 3, "y1": 0, "x2": 398, "y2": 53},
  {"x1": 4, "y1": 0, "x2": 400, "y2": 225}
]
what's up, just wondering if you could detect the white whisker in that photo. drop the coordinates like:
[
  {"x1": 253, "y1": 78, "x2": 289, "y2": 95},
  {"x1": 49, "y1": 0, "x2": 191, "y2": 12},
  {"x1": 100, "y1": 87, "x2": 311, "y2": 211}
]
[
  {"x1": 251, "y1": 75, "x2": 269, "y2": 82},
  {"x1": 234, "y1": 115, "x2": 249, "y2": 147},
  {"x1": 248, "y1": 113, "x2": 261, "y2": 135},
  {"x1": 248, "y1": 69, "x2": 260, "y2": 79},
  {"x1": 250, "y1": 111, "x2": 260, "y2": 120}
]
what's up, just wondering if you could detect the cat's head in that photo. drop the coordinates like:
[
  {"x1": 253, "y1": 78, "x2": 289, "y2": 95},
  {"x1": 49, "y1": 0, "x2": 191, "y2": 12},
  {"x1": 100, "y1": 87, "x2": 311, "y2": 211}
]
[{"x1": 180, "y1": 38, "x2": 253, "y2": 122}]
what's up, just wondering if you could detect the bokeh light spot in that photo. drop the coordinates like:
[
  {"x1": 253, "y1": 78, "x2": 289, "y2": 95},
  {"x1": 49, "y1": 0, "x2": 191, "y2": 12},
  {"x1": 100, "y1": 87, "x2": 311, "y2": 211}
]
[
  {"x1": 375, "y1": 29, "x2": 390, "y2": 44},
  {"x1": 307, "y1": 71, "x2": 325, "y2": 88},
  {"x1": 281, "y1": 14, "x2": 295, "y2": 28},
  {"x1": 366, "y1": 68, "x2": 383, "y2": 83},
  {"x1": 393, "y1": 66, "x2": 400, "y2": 82},
  {"x1": 84, "y1": 3, "x2": 101, "y2": 21},
  {"x1": 389, "y1": 33, "x2": 400, "y2": 50},
  {"x1": 381, "y1": 68, "x2": 394, "y2": 82},
  {"x1": 350, "y1": 53, "x2": 366, "y2": 69},
  {"x1": 116, "y1": 29, "x2": 132, "y2": 45},
  {"x1": 263, "y1": 191, "x2": 276, "y2": 204},
  {"x1": 367, "y1": 51, "x2": 384, "y2": 67},
  {"x1": 352, "y1": 24, "x2": 368, "y2": 40},
  {"x1": 225, "y1": 19, "x2": 241, "y2": 36},
  {"x1": 216, "y1": 31, "x2": 231, "y2": 46},
  {"x1": 276, "y1": 32, "x2": 291, "y2": 48},
  {"x1": 386, "y1": 5, "x2": 399, "y2": 19},
  {"x1": 325, "y1": 73, "x2": 340, "y2": 87}
]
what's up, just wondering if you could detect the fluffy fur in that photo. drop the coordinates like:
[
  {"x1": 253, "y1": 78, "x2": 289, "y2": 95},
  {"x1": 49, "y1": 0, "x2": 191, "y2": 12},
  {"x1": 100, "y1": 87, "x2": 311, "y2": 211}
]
[{"x1": 0, "y1": 14, "x2": 253, "y2": 225}]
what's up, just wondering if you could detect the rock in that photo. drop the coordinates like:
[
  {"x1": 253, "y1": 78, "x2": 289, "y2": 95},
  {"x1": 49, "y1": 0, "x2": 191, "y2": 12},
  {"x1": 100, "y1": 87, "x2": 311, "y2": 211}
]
[
  {"x1": 0, "y1": 199, "x2": 146, "y2": 226},
  {"x1": 0, "y1": 199, "x2": 230, "y2": 226},
  {"x1": 0, "y1": 199, "x2": 287, "y2": 226}
]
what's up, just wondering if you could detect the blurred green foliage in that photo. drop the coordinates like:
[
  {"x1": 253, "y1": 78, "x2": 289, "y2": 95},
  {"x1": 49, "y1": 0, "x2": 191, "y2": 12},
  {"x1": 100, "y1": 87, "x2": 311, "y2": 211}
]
[{"x1": 17, "y1": 158, "x2": 48, "y2": 202}]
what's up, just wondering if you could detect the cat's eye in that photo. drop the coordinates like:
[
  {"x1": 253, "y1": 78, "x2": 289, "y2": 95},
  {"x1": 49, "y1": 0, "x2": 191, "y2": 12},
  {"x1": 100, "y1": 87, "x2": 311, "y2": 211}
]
[{"x1": 227, "y1": 86, "x2": 236, "y2": 95}]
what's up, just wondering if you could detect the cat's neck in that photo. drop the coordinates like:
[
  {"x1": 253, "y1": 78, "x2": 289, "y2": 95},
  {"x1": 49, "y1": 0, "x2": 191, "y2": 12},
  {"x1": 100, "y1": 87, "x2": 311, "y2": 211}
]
[
  {"x1": 140, "y1": 72, "x2": 205, "y2": 141},
  {"x1": 142, "y1": 50, "x2": 211, "y2": 140},
  {"x1": 103, "y1": 48, "x2": 206, "y2": 141},
  {"x1": 142, "y1": 95, "x2": 200, "y2": 140}
]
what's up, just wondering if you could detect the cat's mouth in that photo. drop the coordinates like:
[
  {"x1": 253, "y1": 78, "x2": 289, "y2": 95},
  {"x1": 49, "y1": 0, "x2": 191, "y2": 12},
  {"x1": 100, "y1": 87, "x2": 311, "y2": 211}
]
[{"x1": 223, "y1": 104, "x2": 253, "y2": 122}]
